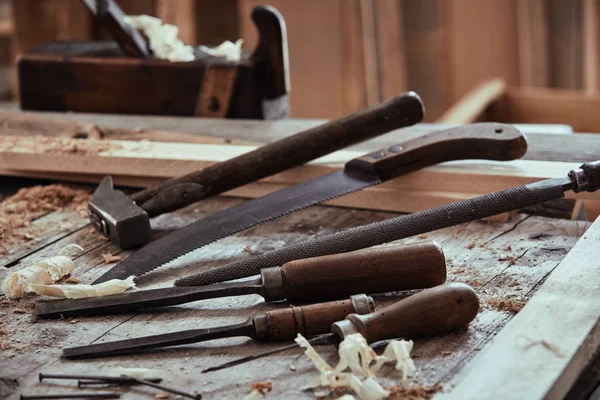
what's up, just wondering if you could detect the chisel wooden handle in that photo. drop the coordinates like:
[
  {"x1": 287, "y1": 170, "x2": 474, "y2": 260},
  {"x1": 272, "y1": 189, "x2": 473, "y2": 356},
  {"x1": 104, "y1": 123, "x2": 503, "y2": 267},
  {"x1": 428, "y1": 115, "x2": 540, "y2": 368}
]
[
  {"x1": 332, "y1": 283, "x2": 479, "y2": 343},
  {"x1": 254, "y1": 294, "x2": 374, "y2": 341},
  {"x1": 260, "y1": 242, "x2": 446, "y2": 302},
  {"x1": 134, "y1": 91, "x2": 425, "y2": 216}
]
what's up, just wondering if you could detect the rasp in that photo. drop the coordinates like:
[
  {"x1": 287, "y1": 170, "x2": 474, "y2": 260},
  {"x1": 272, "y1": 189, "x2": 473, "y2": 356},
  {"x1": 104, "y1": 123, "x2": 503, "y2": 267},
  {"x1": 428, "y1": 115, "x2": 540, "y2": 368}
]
[
  {"x1": 36, "y1": 242, "x2": 445, "y2": 318},
  {"x1": 202, "y1": 283, "x2": 480, "y2": 373},
  {"x1": 61, "y1": 295, "x2": 374, "y2": 359},
  {"x1": 177, "y1": 161, "x2": 600, "y2": 286},
  {"x1": 94, "y1": 122, "x2": 527, "y2": 283}
]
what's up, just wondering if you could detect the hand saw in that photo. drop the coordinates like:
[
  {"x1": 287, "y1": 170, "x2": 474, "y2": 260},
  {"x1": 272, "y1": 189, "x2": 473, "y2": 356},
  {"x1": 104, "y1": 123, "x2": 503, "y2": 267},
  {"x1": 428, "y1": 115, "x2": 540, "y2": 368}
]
[{"x1": 94, "y1": 122, "x2": 527, "y2": 283}]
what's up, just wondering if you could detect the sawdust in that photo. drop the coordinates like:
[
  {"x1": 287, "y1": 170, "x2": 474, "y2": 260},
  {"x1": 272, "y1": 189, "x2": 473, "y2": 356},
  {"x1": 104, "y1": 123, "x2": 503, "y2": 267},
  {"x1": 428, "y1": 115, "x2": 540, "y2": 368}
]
[
  {"x1": 0, "y1": 135, "x2": 121, "y2": 156},
  {"x1": 487, "y1": 297, "x2": 526, "y2": 313},
  {"x1": 0, "y1": 184, "x2": 90, "y2": 255},
  {"x1": 388, "y1": 383, "x2": 443, "y2": 400}
]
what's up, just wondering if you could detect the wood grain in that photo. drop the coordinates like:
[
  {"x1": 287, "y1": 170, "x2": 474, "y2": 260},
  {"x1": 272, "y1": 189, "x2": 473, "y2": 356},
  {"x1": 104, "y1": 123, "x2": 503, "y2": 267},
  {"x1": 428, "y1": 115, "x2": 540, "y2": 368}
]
[{"x1": 445, "y1": 217, "x2": 600, "y2": 400}]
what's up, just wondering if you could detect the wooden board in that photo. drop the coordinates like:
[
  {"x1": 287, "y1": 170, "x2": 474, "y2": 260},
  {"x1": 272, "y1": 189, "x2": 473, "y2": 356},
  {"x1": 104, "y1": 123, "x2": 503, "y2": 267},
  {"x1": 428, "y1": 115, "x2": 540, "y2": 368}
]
[
  {"x1": 446, "y1": 217, "x2": 600, "y2": 400},
  {"x1": 0, "y1": 197, "x2": 593, "y2": 399}
]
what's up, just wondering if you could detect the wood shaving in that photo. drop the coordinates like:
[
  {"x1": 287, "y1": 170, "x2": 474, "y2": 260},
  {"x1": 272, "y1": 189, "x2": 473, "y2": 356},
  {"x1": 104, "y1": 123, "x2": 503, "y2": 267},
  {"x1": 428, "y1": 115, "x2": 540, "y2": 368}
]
[
  {"x1": 245, "y1": 381, "x2": 272, "y2": 398},
  {"x1": 466, "y1": 241, "x2": 476, "y2": 249},
  {"x1": 69, "y1": 319, "x2": 80, "y2": 324},
  {"x1": 295, "y1": 333, "x2": 416, "y2": 400},
  {"x1": 0, "y1": 135, "x2": 118, "y2": 156},
  {"x1": 154, "y1": 392, "x2": 170, "y2": 399},
  {"x1": 199, "y1": 39, "x2": 244, "y2": 62},
  {"x1": 12, "y1": 308, "x2": 28, "y2": 314},
  {"x1": 2, "y1": 245, "x2": 83, "y2": 298},
  {"x1": 102, "y1": 254, "x2": 122, "y2": 264},
  {"x1": 0, "y1": 184, "x2": 90, "y2": 254},
  {"x1": 65, "y1": 276, "x2": 81, "y2": 284},
  {"x1": 125, "y1": 15, "x2": 195, "y2": 62},
  {"x1": 440, "y1": 351, "x2": 452, "y2": 356},
  {"x1": 29, "y1": 276, "x2": 136, "y2": 299}
]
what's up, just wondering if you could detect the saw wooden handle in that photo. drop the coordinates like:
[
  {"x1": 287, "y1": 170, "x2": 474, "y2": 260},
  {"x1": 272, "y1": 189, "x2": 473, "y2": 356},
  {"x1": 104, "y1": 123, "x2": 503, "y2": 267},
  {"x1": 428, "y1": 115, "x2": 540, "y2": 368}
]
[
  {"x1": 345, "y1": 122, "x2": 528, "y2": 180},
  {"x1": 332, "y1": 283, "x2": 479, "y2": 343},
  {"x1": 278, "y1": 242, "x2": 446, "y2": 302},
  {"x1": 254, "y1": 294, "x2": 374, "y2": 341}
]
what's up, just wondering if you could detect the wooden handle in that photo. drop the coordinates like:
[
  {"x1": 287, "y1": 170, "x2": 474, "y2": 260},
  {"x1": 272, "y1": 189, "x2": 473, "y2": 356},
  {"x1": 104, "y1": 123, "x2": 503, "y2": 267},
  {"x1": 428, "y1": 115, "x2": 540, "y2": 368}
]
[
  {"x1": 133, "y1": 92, "x2": 424, "y2": 216},
  {"x1": 345, "y1": 122, "x2": 527, "y2": 180},
  {"x1": 280, "y1": 242, "x2": 446, "y2": 302},
  {"x1": 253, "y1": 294, "x2": 374, "y2": 341},
  {"x1": 331, "y1": 283, "x2": 479, "y2": 343}
]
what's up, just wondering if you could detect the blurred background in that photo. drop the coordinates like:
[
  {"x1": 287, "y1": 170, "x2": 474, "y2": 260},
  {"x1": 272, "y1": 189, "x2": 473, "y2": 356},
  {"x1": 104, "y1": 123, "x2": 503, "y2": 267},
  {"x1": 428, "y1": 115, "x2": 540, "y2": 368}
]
[{"x1": 1, "y1": 0, "x2": 597, "y2": 123}]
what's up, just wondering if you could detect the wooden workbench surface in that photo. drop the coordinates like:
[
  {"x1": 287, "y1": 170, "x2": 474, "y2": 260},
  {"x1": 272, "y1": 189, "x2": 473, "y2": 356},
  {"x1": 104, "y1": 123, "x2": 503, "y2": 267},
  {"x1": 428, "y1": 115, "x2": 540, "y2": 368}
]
[
  {"x1": 0, "y1": 192, "x2": 592, "y2": 399},
  {"x1": 0, "y1": 113, "x2": 598, "y2": 399}
]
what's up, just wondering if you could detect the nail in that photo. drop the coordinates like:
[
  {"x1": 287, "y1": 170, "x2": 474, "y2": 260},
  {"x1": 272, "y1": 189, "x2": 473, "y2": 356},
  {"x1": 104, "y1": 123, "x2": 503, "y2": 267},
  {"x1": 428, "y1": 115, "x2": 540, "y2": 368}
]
[
  {"x1": 20, "y1": 394, "x2": 120, "y2": 399},
  {"x1": 121, "y1": 375, "x2": 201, "y2": 400},
  {"x1": 39, "y1": 373, "x2": 161, "y2": 385}
]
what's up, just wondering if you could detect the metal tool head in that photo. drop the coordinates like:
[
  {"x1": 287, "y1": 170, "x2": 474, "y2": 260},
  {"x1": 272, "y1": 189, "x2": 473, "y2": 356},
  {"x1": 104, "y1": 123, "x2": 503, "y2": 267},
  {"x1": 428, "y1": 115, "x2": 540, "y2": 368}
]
[
  {"x1": 569, "y1": 161, "x2": 600, "y2": 193},
  {"x1": 88, "y1": 176, "x2": 151, "y2": 249}
]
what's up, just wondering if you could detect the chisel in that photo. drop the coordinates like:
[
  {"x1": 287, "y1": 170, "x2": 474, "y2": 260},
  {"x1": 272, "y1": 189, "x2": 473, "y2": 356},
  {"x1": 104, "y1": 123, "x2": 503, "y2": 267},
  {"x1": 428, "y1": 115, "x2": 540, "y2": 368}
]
[
  {"x1": 203, "y1": 283, "x2": 479, "y2": 373},
  {"x1": 62, "y1": 295, "x2": 374, "y2": 359},
  {"x1": 36, "y1": 242, "x2": 446, "y2": 318}
]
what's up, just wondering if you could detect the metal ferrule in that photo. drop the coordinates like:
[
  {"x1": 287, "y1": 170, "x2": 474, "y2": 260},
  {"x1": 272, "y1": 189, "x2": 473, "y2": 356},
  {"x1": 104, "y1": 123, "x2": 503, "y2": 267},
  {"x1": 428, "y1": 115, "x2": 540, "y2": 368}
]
[
  {"x1": 260, "y1": 266, "x2": 285, "y2": 302},
  {"x1": 252, "y1": 313, "x2": 271, "y2": 341},
  {"x1": 330, "y1": 319, "x2": 359, "y2": 341},
  {"x1": 569, "y1": 161, "x2": 600, "y2": 193},
  {"x1": 351, "y1": 294, "x2": 375, "y2": 314}
]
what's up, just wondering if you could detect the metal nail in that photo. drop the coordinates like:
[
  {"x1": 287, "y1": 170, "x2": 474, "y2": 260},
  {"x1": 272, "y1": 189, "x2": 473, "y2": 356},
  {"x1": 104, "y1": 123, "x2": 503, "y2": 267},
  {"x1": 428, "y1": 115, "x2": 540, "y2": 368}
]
[
  {"x1": 120, "y1": 375, "x2": 201, "y2": 400},
  {"x1": 39, "y1": 373, "x2": 161, "y2": 385},
  {"x1": 20, "y1": 394, "x2": 120, "y2": 399}
]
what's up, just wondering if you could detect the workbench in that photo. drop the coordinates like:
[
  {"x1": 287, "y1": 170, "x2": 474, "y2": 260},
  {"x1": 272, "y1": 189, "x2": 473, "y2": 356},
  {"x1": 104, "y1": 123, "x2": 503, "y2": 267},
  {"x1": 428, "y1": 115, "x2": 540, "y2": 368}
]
[{"x1": 0, "y1": 113, "x2": 599, "y2": 400}]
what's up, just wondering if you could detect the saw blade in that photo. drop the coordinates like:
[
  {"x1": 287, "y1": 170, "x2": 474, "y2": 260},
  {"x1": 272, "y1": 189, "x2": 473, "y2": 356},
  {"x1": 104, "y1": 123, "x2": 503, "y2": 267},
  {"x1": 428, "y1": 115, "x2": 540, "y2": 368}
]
[{"x1": 94, "y1": 170, "x2": 380, "y2": 283}]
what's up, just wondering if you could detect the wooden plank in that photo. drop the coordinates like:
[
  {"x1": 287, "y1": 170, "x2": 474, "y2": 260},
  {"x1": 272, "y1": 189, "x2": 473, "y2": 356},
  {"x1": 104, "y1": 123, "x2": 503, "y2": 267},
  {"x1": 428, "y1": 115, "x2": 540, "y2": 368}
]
[
  {"x1": 359, "y1": 0, "x2": 381, "y2": 106},
  {"x1": 547, "y1": 0, "x2": 584, "y2": 89},
  {"x1": 373, "y1": 0, "x2": 407, "y2": 99},
  {"x1": 155, "y1": 0, "x2": 197, "y2": 45},
  {"x1": 495, "y1": 87, "x2": 600, "y2": 132},
  {"x1": 584, "y1": 0, "x2": 600, "y2": 91},
  {"x1": 437, "y1": 78, "x2": 507, "y2": 123},
  {"x1": 445, "y1": 217, "x2": 600, "y2": 400},
  {"x1": 517, "y1": 0, "x2": 550, "y2": 87}
]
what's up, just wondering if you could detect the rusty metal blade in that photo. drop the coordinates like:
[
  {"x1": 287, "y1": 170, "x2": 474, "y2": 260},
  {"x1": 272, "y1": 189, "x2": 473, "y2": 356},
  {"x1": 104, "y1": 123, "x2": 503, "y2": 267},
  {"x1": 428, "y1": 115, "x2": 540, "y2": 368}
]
[
  {"x1": 93, "y1": 170, "x2": 380, "y2": 283},
  {"x1": 35, "y1": 280, "x2": 263, "y2": 318},
  {"x1": 63, "y1": 320, "x2": 255, "y2": 359}
]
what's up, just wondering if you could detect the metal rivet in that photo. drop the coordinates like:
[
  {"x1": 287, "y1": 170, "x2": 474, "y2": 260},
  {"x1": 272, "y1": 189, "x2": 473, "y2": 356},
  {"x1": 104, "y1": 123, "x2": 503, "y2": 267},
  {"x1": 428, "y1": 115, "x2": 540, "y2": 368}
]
[
  {"x1": 369, "y1": 151, "x2": 386, "y2": 159},
  {"x1": 389, "y1": 145, "x2": 403, "y2": 153},
  {"x1": 207, "y1": 97, "x2": 220, "y2": 112}
]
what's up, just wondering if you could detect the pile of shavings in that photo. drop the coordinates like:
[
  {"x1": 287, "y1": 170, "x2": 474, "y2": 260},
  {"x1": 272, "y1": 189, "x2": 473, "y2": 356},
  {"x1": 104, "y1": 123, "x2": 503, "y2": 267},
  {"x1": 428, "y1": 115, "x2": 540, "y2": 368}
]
[
  {"x1": 295, "y1": 333, "x2": 416, "y2": 400},
  {"x1": 2, "y1": 244, "x2": 136, "y2": 299},
  {"x1": 125, "y1": 15, "x2": 244, "y2": 63}
]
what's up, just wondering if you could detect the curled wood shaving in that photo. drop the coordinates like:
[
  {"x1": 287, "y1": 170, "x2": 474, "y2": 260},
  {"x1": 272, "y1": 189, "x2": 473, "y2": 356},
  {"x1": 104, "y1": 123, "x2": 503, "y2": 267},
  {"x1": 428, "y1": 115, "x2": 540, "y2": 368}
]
[
  {"x1": 154, "y1": 392, "x2": 169, "y2": 399},
  {"x1": 2, "y1": 245, "x2": 83, "y2": 298},
  {"x1": 124, "y1": 15, "x2": 195, "y2": 62},
  {"x1": 102, "y1": 254, "x2": 122, "y2": 264},
  {"x1": 245, "y1": 381, "x2": 272, "y2": 399},
  {"x1": 199, "y1": 39, "x2": 244, "y2": 62},
  {"x1": 29, "y1": 276, "x2": 135, "y2": 299},
  {"x1": 295, "y1": 333, "x2": 416, "y2": 400}
]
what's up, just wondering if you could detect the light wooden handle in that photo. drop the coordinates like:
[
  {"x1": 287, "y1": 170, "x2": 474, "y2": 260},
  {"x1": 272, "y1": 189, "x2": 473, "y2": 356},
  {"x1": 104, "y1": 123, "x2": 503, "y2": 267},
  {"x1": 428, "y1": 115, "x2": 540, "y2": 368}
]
[
  {"x1": 331, "y1": 283, "x2": 479, "y2": 343},
  {"x1": 280, "y1": 242, "x2": 446, "y2": 302},
  {"x1": 253, "y1": 295, "x2": 374, "y2": 341}
]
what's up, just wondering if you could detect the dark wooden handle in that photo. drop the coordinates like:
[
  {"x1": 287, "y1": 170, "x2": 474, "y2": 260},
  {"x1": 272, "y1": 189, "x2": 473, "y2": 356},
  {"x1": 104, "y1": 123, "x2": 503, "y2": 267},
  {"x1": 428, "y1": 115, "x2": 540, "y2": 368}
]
[
  {"x1": 345, "y1": 122, "x2": 528, "y2": 180},
  {"x1": 133, "y1": 92, "x2": 424, "y2": 216},
  {"x1": 332, "y1": 283, "x2": 479, "y2": 343},
  {"x1": 280, "y1": 242, "x2": 446, "y2": 302},
  {"x1": 254, "y1": 295, "x2": 375, "y2": 341}
]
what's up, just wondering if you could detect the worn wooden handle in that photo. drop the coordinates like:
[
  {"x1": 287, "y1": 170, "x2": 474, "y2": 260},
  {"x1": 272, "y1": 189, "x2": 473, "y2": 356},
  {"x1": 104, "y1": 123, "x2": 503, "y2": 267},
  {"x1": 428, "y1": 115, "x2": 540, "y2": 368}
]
[
  {"x1": 133, "y1": 92, "x2": 424, "y2": 215},
  {"x1": 331, "y1": 283, "x2": 479, "y2": 343},
  {"x1": 280, "y1": 242, "x2": 446, "y2": 302},
  {"x1": 253, "y1": 294, "x2": 374, "y2": 341},
  {"x1": 345, "y1": 122, "x2": 528, "y2": 180}
]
